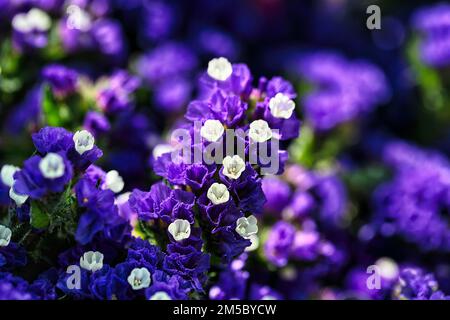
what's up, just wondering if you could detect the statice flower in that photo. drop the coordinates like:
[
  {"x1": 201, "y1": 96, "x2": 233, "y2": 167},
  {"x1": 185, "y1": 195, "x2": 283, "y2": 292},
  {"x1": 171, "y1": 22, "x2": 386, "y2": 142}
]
[
  {"x1": 11, "y1": 8, "x2": 52, "y2": 52},
  {"x1": 96, "y1": 70, "x2": 141, "y2": 114},
  {"x1": 412, "y1": 3, "x2": 450, "y2": 67},
  {"x1": 392, "y1": 267, "x2": 449, "y2": 300},
  {"x1": 288, "y1": 52, "x2": 390, "y2": 131},
  {"x1": 373, "y1": 141, "x2": 450, "y2": 252},
  {"x1": 42, "y1": 64, "x2": 79, "y2": 97}
]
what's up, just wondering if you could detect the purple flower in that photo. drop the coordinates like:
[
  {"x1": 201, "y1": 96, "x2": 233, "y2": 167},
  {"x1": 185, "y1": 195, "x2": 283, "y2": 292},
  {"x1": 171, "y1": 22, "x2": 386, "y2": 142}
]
[
  {"x1": 261, "y1": 177, "x2": 292, "y2": 214},
  {"x1": 374, "y1": 141, "x2": 450, "y2": 252},
  {"x1": 91, "y1": 19, "x2": 127, "y2": 64},
  {"x1": 412, "y1": 3, "x2": 450, "y2": 67},
  {"x1": 96, "y1": 70, "x2": 140, "y2": 113},
  {"x1": 12, "y1": 153, "x2": 73, "y2": 199},
  {"x1": 264, "y1": 221, "x2": 295, "y2": 267},
  {"x1": 145, "y1": 271, "x2": 189, "y2": 300},
  {"x1": 137, "y1": 43, "x2": 197, "y2": 84},
  {"x1": 83, "y1": 111, "x2": 111, "y2": 137},
  {"x1": 42, "y1": 64, "x2": 78, "y2": 97},
  {"x1": 393, "y1": 268, "x2": 449, "y2": 300},
  {"x1": 290, "y1": 52, "x2": 389, "y2": 131},
  {"x1": 0, "y1": 273, "x2": 33, "y2": 300}
]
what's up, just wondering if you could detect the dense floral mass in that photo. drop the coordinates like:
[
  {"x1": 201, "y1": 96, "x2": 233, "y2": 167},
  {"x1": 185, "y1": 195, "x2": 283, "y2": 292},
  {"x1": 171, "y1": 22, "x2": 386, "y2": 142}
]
[{"x1": 0, "y1": 0, "x2": 449, "y2": 300}]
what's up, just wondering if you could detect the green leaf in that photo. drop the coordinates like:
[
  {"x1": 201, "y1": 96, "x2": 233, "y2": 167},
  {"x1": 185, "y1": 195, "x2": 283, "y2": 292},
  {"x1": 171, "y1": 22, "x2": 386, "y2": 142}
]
[
  {"x1": 31, "y1": 202, "x2": 50, "y2": 229},
  {"x1": 42, "y1": 85, "x2": 62, "y2": 126}
]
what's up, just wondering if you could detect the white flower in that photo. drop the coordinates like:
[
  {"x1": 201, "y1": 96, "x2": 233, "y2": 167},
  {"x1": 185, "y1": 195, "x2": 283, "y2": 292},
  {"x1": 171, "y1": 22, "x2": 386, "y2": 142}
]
[
  {"x1": 39, "y1": 153, "x2": 65, "y2": 179},
  {"x1": 66, "y1": 5, "x2": 92, "y2": 31},
  {"x1": 149, "y1": 291, "x2": 172, "y2": 300},
  {"x1": 73, "y1": 130, "x2": 95, "y2": 155},
  {"x1": 1, "y1": 165, "x2": 20, "y2": 187},
  {"x1": 168, "y1": 219, "x2": 191, "y2": 241},
  {"x1": 12, "y1": 8, "x2": 51, "y2": 33},
  {"x1": 222, "y1": 155, "x2": 245, "y2": 180},
  {"x1": 9, "y1": 185, "x2": 28, "y2": 207},
  {"x1": 152, "y1": 144, "x2": 174, "y2": 159},
  {"x1": 268, "y1": 93, "x2": 295, "y2": 119},
  {"x1": 104, "y1": 170, "x2": 124, "y2": 193},
  {"x1": 0, "y1": 225, "x2": 12, "y2": 247},
  {"x1": 249, "y1": 120, "x2": 273, "y2": 143},
  {"x1": 235, "y1": 215, "x2": 258, "y2": 239},
  {"x1": 245, "y1": 234, "x2": 259, "y2": 252},
  {"x1": 376, "y1": 257, "x2": 399, "y2": 280},
  {"x1": 80, "y1": 251, "x2": 104, "y2": 272},
  {"x1": 207, "y1": 183, "x2": 230, "y2": 205},
  {"x1": 128, "y1": 267, "x2": 151, "y2": 290},
  {"x1": 200, "y1": 120, "x2": 224, "y2": 142},
  {"x1": 207, "y1": 57, "x2": 233, "y2": 81}
]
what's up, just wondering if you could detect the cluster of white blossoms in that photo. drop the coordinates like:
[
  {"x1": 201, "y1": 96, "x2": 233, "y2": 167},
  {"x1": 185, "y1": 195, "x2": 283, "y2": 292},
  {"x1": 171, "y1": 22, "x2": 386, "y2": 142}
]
[
  {"x1": 168, "y1": 219, "x2": 191, "y2": 242},
  {"x1": 207, "y1": 57, "x2": 233, "y2": 81},
  {"x1": 73, "y1": 130, "x2": 95, "y2": 155},
  {"x1": 39, "y1": 153, "x2": 65, "y2": 179},
  {"x1": 0, "y1": 225, "x2": 12, "y2": 247},
  {"x1": 249, "y1": 119, "x2": 273, "y2": 143},
  {"x1": 12, "y1": 8, "x2": 51, "y2": 33},
  {"x1": 128, "y1": 267, "x2": 151, "y2": 290},
  {"x1": 80, "y1": 251, "x2": 104, "y2": 272},
  {"x1": 269, "y1": 93, "x2": 295, "y2": 119}
]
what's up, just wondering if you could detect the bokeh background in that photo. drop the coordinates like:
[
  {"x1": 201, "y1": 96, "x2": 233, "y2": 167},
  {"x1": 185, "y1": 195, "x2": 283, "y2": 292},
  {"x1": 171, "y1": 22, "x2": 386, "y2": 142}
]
[{"x1": 1, "y1": 0, "x2": 450, "y2": 300}]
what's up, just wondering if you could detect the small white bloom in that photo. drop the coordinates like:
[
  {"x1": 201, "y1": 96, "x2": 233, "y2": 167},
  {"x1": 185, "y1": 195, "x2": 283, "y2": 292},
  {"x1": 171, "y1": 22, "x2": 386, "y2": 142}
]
[
  {"x1": 207, "y1": 183, "x2": 230, "y2": 205},
  {"x1": 245, "y1": 234, "x2": 260, "y2": 252},
  {"x1": 1, "y1": 165, "x2": 20, "y2": 187},
  {"x1": 128, "y1": 267, "x2": 151, "y2": 290},
  {"x1": 12, "y1": 8, "x2": 51, "y2": 33},
  {"x1": 235, "y1": 215, "x2": 258, "y2": 239},
  {"x1": 66, "y1": 5, "x2": 92, "y2": 31},
  {"x1": 9, "y1": 185, "x2": 28, "y2": 207},
  {"x1": 149, "y1": 291, "x2": 172, "y2": 300},
  {"x1": 152, "y1": 144, "x2": 174, "y2": 159},
  {"x1": 200, "y1": 120, "x2": 224, "y2": 142},
  {"x1": 73, "y1": 130, "x2": 95, "y2": 155},
  {"x1": 168, "y1": 219, "x2": 191, "y2": 241},
  {"x1": 207, "y1": 57, "x2": 233, "y2": 81},
  {"x1": 268, "y1": 93, "x2": 295, "y2": 119},
  {"x1": 39, "y1": 153, "x2": 65, "y2": 179},
  {"x1": 0, "y1": 225, "x2": 12, "y2": 247},
  {"x1": 222, "y1": 155, "x2": 245, "y2": 180},
  {"x1": 80, "y1": 251, "x2": 104, "y2": 272},
  {"x1": 376, "y1": 257, "x2": 399, "y2": 280},
  {"x1": 249, "y1": 120, "x2": 273, "y2": 143},
  {"x1": 104, "y1": 170, "x2": 124, "y2": 193}
]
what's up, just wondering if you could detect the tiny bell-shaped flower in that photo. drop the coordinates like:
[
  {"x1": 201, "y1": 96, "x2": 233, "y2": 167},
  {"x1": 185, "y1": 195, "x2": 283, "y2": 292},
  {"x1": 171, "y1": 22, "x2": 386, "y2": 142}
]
[
  {"x1": 168, "y1": 219, "x2": 191, "y2": 241},
  {"x1": 80, "y1": 251, "x2": 104, "y2": 272},
  {"x1": 9, "y1": 184, "x2": 28, "y2": 207},
  {"x1": 222, "y1": 155, "x2": 245, "y2": 180},
  {"x1": 39, "y1": 153, "x2": 65, "y2": 179},
  {"x1": 128, "y1": 267, "x2": 151, "y2": 290},
  {"x1": 149, "y1": 291, "x2": 172, "y2": 300},
  {"x1": 235, "y1": 215, "x2": 258, "y2": 239},
  {"x1": 73, "y1": 130, "x2": 95, "y2": 155},
  {"x1": 207, "y1": 57, "x2": 233, "y2": 81},
  {"x1": 200, "y1": 119, "x2": 224, "y2": 142},
  {"x1": 249, "y1": 120, "x2": 273, "y2": 143},
  {"x1": 0, "y1": 225, "x2": 12, "y2": 247},
  {"x1": 104, "y1": 170, "x2": 124, "y2": 193},
  {"x1": 207, "y1": 183, "x2": 230, "y2": 205},
  {"x1": 269, "y1": 93, "x2": 295, "y2": 119},
  {"x1": 1, "y1": 165, "x2": 20, "y2": 187}
]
